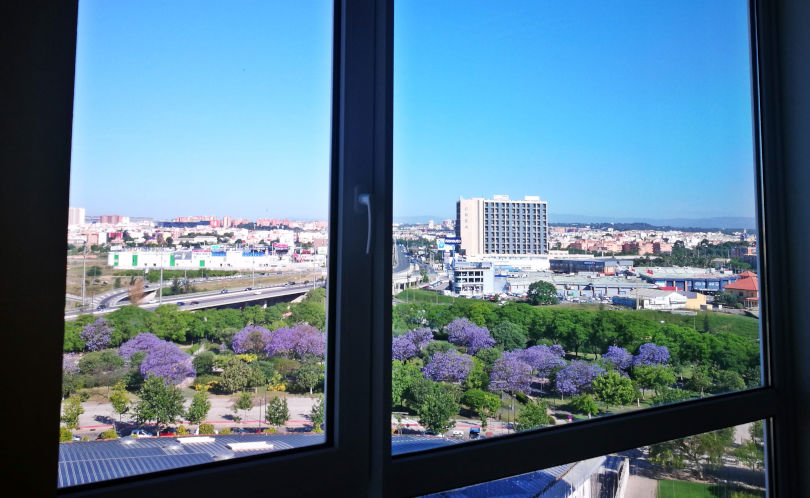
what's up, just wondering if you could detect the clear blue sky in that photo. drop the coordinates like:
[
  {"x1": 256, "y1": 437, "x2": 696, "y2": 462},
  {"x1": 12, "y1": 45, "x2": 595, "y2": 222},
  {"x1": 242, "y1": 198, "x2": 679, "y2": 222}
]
[{"x1": 70, "y1": 1, "x2": 756, "y2": 223}]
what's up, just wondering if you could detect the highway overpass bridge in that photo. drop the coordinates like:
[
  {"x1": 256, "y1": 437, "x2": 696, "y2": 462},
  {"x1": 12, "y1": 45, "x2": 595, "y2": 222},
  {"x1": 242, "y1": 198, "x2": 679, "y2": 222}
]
[{"x1": 65, "y1": 283, "x2": 318, "y2": 321}]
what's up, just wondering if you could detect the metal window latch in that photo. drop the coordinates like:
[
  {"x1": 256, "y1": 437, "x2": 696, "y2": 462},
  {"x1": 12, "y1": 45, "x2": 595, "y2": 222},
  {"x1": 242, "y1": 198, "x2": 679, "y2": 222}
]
[{"x1": 356, "y1": 191, "x2": 372, "y2": 254}]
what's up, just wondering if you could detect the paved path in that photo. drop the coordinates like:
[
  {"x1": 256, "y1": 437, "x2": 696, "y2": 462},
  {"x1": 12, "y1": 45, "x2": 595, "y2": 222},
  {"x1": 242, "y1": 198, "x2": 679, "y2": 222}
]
[{"x1": 625, "y1": 475, "x2": 657, "y2": 498}]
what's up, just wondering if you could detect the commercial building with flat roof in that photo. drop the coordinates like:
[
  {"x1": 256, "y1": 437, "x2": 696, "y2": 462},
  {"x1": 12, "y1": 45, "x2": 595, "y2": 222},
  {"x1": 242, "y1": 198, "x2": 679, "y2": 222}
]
[
  {"x1": 632, "y1": 267, "x2": 739, "y2": 293},
  {"x1": 456, "y1": 195, "x2": 548, "y2": 257},
  {"x1": 451, "y1": 261, "x2": 494, "y2": 296}
]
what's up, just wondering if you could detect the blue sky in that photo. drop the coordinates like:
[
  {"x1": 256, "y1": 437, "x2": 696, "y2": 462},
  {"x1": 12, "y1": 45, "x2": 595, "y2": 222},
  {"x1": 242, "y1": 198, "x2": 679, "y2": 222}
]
[{"x1": 70, "y1": 1, "x2": 756, "y2": 223}]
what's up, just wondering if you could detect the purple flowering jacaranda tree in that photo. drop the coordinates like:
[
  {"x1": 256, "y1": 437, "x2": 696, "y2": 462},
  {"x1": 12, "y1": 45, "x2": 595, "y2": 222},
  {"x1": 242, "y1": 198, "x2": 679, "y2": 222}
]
[
  {"x1": 266, "y1": 324, "x2": 326, "y2": 359},
  {"x1": 79, "y1": 318, "x2": 113, "y2": 351},
  {"x1": 232, "y1": 325, "x2": 272, "y2": 355},
  {"x1": 489, "y1": 351, "x2": 533, "y2": 395},
  {"x1": 423, "y1": 350, "x2": 474, "y2": 383},
  {"x1": 118, "y1": 333, "x2": 164, "y2": 360},
  {"x1": 603, "y1": 346, "x2": 634, "y2": 372},
  {"x1": 520, "y1": 345, "x2": 567, "y2": 377},
  {"x1": 633, "y1": 343, "x2": 670, "y2": 366},
  {"x1": 555, "y1": 360, "x2": 605, "y2": 398},
  {"x1": 446, "y1": 318, "x2": 495, "y2": 354},
  {"x1": 392, "y1": 327, "x2": 434, "y2": 361},
  {"x1": 140, "y1": 341, "x2": 195, "y2": 385}
]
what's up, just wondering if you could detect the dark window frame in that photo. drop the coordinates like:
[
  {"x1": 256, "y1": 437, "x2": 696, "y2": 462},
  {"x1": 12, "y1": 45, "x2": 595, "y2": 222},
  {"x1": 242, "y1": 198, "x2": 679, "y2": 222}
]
[{"x1": 3, "y1": 0, "x2": 810, "y2": 496}]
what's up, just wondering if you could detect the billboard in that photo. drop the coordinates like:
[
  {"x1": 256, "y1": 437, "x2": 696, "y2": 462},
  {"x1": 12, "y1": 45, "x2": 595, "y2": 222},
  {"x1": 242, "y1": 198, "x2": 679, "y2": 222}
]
[
  {"x1": 436, "y1": 239, "x2": 445, "y2": 250},
  {"x1": 444, "y1": 237, "x2": 462, "y2": 245}
]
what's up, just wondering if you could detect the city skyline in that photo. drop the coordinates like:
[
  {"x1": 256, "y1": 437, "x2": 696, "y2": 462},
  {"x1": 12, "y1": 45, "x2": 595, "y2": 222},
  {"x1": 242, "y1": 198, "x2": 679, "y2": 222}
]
[{"x1": 69, "y1": 1, "x2": 756, "y2": 222}]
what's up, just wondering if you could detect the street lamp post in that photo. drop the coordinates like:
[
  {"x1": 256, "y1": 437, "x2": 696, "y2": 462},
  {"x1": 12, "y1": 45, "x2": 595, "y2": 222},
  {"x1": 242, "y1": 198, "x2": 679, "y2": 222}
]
[{"x1": 81, "y1": 242, "x2": 87, "y2": 309}]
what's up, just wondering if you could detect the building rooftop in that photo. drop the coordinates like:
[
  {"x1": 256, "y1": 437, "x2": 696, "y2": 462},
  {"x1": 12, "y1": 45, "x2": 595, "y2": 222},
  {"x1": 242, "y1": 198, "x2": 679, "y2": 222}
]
[{"x1": 724, "y1": 276, "x2": 759, "y2": 291}]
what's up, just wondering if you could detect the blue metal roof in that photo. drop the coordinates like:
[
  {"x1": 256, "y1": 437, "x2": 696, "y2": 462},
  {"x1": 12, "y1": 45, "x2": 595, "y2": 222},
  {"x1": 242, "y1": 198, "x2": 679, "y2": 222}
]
[{"x1": 58, "y1": 434, "x2": 325, "y2": 488}]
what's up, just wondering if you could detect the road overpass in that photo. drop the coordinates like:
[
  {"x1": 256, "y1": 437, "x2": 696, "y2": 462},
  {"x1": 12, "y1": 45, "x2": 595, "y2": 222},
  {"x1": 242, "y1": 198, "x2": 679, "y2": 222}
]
[{"x1": 64, "y1": 283, "x2": 318, "y2": 321}]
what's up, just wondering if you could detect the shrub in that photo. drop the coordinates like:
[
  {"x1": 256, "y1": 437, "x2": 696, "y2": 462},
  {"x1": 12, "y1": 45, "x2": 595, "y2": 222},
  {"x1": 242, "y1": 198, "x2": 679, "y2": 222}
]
[
  {"x1": 219, "y1": 427, "x2": 232, "y2": 435},
  {"x1": 198, "y1": 423, "x2": 216, "y2": 435},
  {"x1": 514, "y1": 391, "x2": 530, "y2": 405},
  {"x1": 59, "y1": 426, "x2": 73, "y2": 442},
  {"x1": 98, "y1": 429, "x2": 118, "y2": 440},
  {"x1": 176, "y1": 425, "x2": 189, "y2": 435},
  {"x1": 78, "y1": 350, "x2": 124, "y2": 375},
  {"x1": 262, "y1": 427, "x2": 277, "y2": 434}
]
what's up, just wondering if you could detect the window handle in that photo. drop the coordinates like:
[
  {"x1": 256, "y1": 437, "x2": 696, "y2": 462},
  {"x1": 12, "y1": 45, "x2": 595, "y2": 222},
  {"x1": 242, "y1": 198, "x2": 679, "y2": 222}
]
[{"x1": 357, "y1": 192, "x2": 372, "y2": 254}]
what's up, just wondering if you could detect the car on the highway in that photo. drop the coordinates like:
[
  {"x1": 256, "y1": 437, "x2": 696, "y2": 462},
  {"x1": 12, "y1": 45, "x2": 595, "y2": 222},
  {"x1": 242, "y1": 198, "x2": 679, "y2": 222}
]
[
  {"x1": 176, "y1": 301, "x2": 185, "y2": 306},
  {"x1": 189, "y1": 301, "x2": 199, "y2": 305},
  {"x1": 253, "y1": 290, "x2": 262, "y2": 295},
  {"x1": 96, "y1": 304, "x2": 107, "y2": 311},
  {"x1": 220, "y1": 289, "x2": 228, "y2": 294},
  {"x1": 130, "y1": 429, "x2": 153, "y2": 438},
  {"x1": 245, "y1": 287, "x2": 252, "y2": 291}
]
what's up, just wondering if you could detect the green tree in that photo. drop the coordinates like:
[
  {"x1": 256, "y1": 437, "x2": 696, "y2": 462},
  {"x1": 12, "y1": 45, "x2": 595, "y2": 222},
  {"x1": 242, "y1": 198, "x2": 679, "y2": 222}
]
[
  {"x1": 734, "y1": 440, "x2": 764, "y2": 470},
  {"x1": 633, "y1": 365, "x2": 676, "y2": 397},
  {"x1": 61, "y1": 394, "x2": 84, "y2": 430},
  {"x1": 527, "y1": 281, "x2": 559, "y2": 305},
  {"x1": 219, "y1": 358, "x2": 253, "y2": 393},
  {"x1": 712, "y1": 369, "x2": 746, "y2": 394},
  {"x1": 687, "y1": 365, "x2": 712, "y2": 396},
  {"x1": 570, "y1": 394, "x2": 599, "y2": 416},
  {"x1": 294, "y1": 357, "x2": 323, "y2": 394},
  {"x1": 186, "y1": 389, "x2": 211, "y2": 428},
  {"x1": 490, "y1": 321, "x2": 528, "y2": 351},
  {"x1": 309, "y1": 397, "x2": 325, "y2": 433},
  {"x1": 392, "y1": 360, "x2": 424, "y2": 408},
  {"x1": 60, "y1": 426, "x2": 74, "y2": 442},
  {"x1": 475, "y1": 347, "x2": 503, "y2": 370},
  {"x1": 234, "y1": 391, "x2": 254, "y2": 426},
  {"x1": 109, "y1": 381, "x2": 130, "y2": 422},
  {"x1": 515, "y1": 399, "x2": 554, "y2": 431},
  {"x1": 462, "y1": 357, "x2": 490, "y2": 391},
  {"x1": 417, "y1": 384, "x2": 458, "y2": 434},
  {"x1": 86, "y1": 266, "x2": 102, "y2": 277},
  {"x1": 461, "y1": 388, "x2": 500, "y2": 430},
  {"x1": 649, "y1": 427, "x2": 734, "y2": 479},
  {"x1": 592, "y1": 372, "x2": 639, "y2": 410},
  {"x1": 266, "y1": 396, "x2": 290, "y2": 428},
  {"x1": 192, "y1": 351, "x2": 215, "y2": 375},
  {"x1": 133, "y1": 376, "x2": 185, "y2": 430}
]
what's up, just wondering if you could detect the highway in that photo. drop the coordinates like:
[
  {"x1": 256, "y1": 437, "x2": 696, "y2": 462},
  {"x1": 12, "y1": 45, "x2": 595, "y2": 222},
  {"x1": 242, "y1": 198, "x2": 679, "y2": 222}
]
[{"x1": 64, "y1": 282, "x2": 319, "y2": 320}]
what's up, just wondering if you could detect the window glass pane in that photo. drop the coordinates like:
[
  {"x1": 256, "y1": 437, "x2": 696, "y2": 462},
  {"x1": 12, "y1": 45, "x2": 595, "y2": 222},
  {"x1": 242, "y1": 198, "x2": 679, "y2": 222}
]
[
  {"x1": 393, "y1": 0, "x2": 761, "y2": 451},
  {"x1": 421, "y1": 422, "x2": 767, "y2": 497},
  {"x1": 61, "y1": 0, "x2": 331, "y2": 487}
]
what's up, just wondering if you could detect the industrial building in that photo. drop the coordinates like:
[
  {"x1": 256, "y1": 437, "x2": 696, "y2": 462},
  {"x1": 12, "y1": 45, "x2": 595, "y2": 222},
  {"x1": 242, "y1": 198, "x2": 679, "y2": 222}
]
[
  {"x1": 451, "y1": 261, "x2": 494, "y2": 296},
  {"x1": 549, "y1": 258, "x2": 635, "y2": 275},
  {"x1": 106, "y1": 248, "x2": 325, "y2": 271},
  {"x1": 456, "y1": 195, "x2": 548, "y2": 257},
  {"x1": 505, "y1": 274, "x2": 657, "y2": 299},
  {"x1": 612, "y1": 288, "x2": 689, "y2": 310},
  {"x1": 632, "y1": 267, "x2": 739, "y2": 293}
]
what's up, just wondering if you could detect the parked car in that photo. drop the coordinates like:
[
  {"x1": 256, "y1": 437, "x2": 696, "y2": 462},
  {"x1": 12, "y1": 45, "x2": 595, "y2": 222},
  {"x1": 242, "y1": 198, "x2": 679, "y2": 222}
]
[
  {"x1": 230, "y1": 427, "x2": 251, "y2": 434},
  {"x1": 130, "y1": 429, "x2": 153, "y2": 438},
  {"x1": 72, "y1": 434, "x2": 81, "y2": 442},
  {"x1": 253, "y1": 290, "x2": 262, "y2": 295},
  {"x1": 469, "y1": 427, "x2": 480, "y2": 439},
  {"x1": 158, "y1": 428, "x2": 177, "y2": 437}
]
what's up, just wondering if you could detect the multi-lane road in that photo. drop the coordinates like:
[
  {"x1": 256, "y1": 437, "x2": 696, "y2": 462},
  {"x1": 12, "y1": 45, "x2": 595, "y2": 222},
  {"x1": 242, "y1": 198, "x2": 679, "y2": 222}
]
[{"x1": 64, "y1": 282, "x2": 320, "y2": 320}]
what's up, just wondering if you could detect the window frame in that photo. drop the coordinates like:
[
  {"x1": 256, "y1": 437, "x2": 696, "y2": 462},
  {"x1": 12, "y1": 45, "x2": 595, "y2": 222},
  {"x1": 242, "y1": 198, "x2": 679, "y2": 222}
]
[{"x1": 3, "y1": 0, "x2": 810, "y2": 496}]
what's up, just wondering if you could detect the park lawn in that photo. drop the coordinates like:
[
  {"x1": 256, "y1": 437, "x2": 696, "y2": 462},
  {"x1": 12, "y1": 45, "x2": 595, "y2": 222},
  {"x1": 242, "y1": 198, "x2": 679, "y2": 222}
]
[
  {"x1": 657, "y1": 479, "x2": 714, "y2": 498},
  {"x1": 396, "y1": 289, "x2": 458, "y2": 305},
  {"x1": 634, "y1": 310, "x2": 759, "y2": 340}
]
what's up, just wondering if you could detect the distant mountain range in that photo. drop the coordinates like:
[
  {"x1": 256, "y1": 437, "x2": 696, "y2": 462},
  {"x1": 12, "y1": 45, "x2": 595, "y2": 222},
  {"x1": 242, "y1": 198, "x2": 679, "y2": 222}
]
[{"x1": 395, "y1": 214, "x2": 757, "y2": 231}]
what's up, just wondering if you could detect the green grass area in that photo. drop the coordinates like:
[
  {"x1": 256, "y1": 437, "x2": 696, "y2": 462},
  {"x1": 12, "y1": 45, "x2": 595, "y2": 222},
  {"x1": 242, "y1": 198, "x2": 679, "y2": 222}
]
[
  {"x1": 634, "y1": 310, "x2": 759, "y2": 340},
  {"x1": 658, "y1": 480, "x2": 714, "y2": 498},
  {"x1": 658, "y1": 480, "x2": 765, "y2": 498},
  {"x1": 396, "y1": 289, "x2": 458, "y2": 305}
]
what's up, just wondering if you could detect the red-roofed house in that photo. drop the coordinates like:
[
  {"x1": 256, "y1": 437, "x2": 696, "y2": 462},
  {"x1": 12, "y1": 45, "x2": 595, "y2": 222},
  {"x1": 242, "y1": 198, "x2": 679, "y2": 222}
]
[{"x1": 723, "y1": 274, "x2": 759, "y2": 308}]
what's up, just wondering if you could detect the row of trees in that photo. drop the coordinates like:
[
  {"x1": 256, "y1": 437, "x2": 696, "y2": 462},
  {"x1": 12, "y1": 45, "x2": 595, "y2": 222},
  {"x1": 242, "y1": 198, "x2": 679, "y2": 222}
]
[
  {"x1": 391, "y1": 299, "x2": 760, "y2": 433},
  {"x1": 64, "y1": 287, "x2": 327, "y2": 351}
]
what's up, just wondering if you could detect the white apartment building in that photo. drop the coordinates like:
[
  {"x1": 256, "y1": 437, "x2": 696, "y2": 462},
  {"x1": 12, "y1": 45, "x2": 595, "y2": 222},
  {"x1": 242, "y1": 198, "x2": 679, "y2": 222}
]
[
  {"x1": 456, "y1": 195, "x2": 548, "y2": 257},
  {"x1": 67, "y1": 207, "x2": 85, "y2": 226}
]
